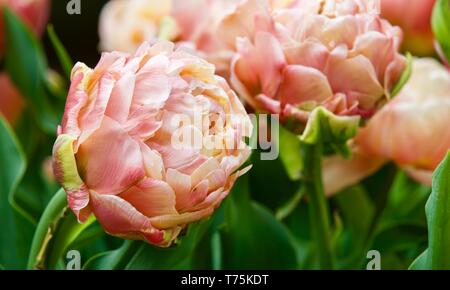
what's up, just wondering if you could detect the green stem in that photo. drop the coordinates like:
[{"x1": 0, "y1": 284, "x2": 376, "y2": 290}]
[
  {"x1": 27, "y1": 189, "x2": 94, "y2": 269},
  {"x1": 301, "y1": 142, "x2": 334, "y2": 269}
]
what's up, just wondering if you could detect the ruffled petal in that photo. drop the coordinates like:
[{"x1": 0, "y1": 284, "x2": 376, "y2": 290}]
[
  {"x1": 120, "y1": 178, "x2": 178, "y2": 217},
  {"x1": 76, "y1": 117, "x2": 146, "y2": 194},
  {"x1": 90, "y1": 191, "x2": 174, "y2": 246},
  {"x1": 278, "y1": 65, "x2": 333, "y2": 105},
  {"x1": 52, "y1": 134, "x2": 90, "y2": 222}
]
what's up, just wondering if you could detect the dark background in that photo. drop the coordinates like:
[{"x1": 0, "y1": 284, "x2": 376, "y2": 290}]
[{"x1": 44, "y1": 0, "x2": 109, "y2": 69}]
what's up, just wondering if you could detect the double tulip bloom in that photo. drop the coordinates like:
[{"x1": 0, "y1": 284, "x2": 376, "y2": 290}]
[
  {"x1": 53, "y1": 42, "x2": 252, "y2": 246},
  {"x1": 324, "y1": 58, "x2": 450, "y2": 194},
  {"x1": 220, "y1": 0, "x2": 406, "y2": 127}
]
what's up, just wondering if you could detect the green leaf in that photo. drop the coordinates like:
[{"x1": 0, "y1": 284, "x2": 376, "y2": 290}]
[
  {"x1": 27, "y1": 189, "x2": 95, "y2": 269},
  {"x1": 249, "y1": 149, "x2": 301, "y2": 211},
  {"x1": 47, "y1": 24, "x2": 74, "y2": 80},
  {"x1": 409, "y1": 249, "x2": 428, "y2": 270},
  {"x1": 3, "y1": 8, "x2": 61, "y2": 134},
  {"x1": 275, "y1": 187, "x2": 305, "y2": 221},
  {"x1": 220, "y1": 176, "x2": 298, "y2": 269},
  {"x1": 126, "y1": 220, "x2": 214, "y2": 270},
  {"x1": 432, "y1": 0, "x2": 450, "y2": 63},
  {"x1": 425, "y1": 151, "x2": 450, "y2": 269},
  {"x1": 373, "y1": 225, "x2": 427, "y2": 254},
  {"x1": 300, "y1": 107, "x2": 360, "y2": 149},
  {"x1": 334, "y1": 185, "x2": 375, "y2": 268},
  {"x1": 83, "y1": 240, "x2": 142, "y2": 270},
  {"x1": 380, "y1": 172, "x2": 430, "y2": 230},
  {"x1": 0, "y1": 116, "x2": 33, "y2": 269},
  {"x1": 391, "y1": 52, "x2": 413, "y2": 98},
  {"x1": 278, "y1": 126, "x2": 303, "y2": 180},
  {"x1": 83, "y1": 210, "x2": 223, "y2": 270}
]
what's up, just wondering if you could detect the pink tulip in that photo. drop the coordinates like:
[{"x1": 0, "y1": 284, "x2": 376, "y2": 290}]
[
  {"x1": 99, "y1": 0, "x2": 239, "y2": 77},
  {"x1": 99, "y1": 0, "x2": 177, "y2": 53},
  {"x1": 52, "y1": 42, "x2": 252, "y2": 246},
  {"x1": 357, "y1": 57, "x2": 450, "y2": 185},
  {"x1": 380, "y1": 0, "x2": 436, "y2": 56},
  {"x1": 0, "y1": 73, "x2": 25, "y2": 124},
  {"x1": 0, "y1": 0, "x2": 50, "y2": 54},
  {"x1": 323, "y1": 57, "x2": 450, "y2": 194},
  {"x1": 219, "y1": 0, "x2": 406, "y2": 127},
  {"x1": 171, "y1": 0, "x2": 240, "y2": 77}
]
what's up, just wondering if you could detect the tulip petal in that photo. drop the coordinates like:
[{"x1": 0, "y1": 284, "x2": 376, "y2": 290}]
[
  {"x1": 149, "y1": 206, "x2": 215, "y2": 229},
  {"x1": 279, "y1": 65, "x2": 333, "y2": 105},
  {"x1": 254, "y1": 31, "x2": 287, "y2": 97},
  {"x1": 52, "y1": 134, "x2": 90, "y2": 222},
  {"x1": 139, "y1": 142, "x2": 164, "y2": 180},
  {"x1": 90, "y1": 191, "x2": 172, "y2": 246},
  {"x1": 76, "y1": 117, "x2": 146, "y2": 194},
  {"x1": 326, "y1": 54, "x2": 384, "y2": 109},
  {"x1": 105, "y1": 72, "x2": 136, "y2": 124},
  {"x1": 120, "y1": 178, "x2": 178, "y2": 217},
  {"x1": 60, "y1": 68, "x2": 89, "y2": 138},
  {"x1": 322, "y1": 149, "x2": 387, "y2": 196},
  {"x1": 166, "y1": 168, "x2": 192, "y2": 211},
  {"x1": 78, "y1": 73, "x2": 116, "y2": 145},
  {"x1": 283, "y1": 40, "x2": 329, "y2": 70}
]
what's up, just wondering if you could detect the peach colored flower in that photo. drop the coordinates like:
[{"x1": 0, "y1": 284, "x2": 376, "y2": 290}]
[
  {"x1": 0, "y1": 73, "x2": 25, "y2": 124},
  {"x1": 380, "y1": 0, "x2": 436, "y2": 56},
  {"x1": 99, "y1": 0, "x2": 177, "y2": 53},
  {"x1": 52, "y1": 42, "x2": 252, "y2": 247},
  {"x1": 99, "y1": 0, "x2": 240, "y2": 77},
  {"x1": 171, "y1": 0, "x2": 240, "y2": 77},
  {"x1": 220, "y1": 0, "x2": 406, "y2": 127},
  {"x1": 357, "y1": 57, "x2": 450, "y2": 185},
  {"x1": 323, "y1": 58, "x2": 450, "y2": 194}
]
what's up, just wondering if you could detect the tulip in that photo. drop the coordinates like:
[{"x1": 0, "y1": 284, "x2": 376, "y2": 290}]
[
  {"x1": 171, "y1": 0, "x2": 240, "y2": 77},
  {"x1": 99, "y1": 0, "x2": 239, "y2": 77},
  {"x1": 0, "y1": 0, "x2": 50, "y2": 55},
  {"x1": 323, "y1": 57, "x2": 450, "y2": 194},
  {"x1": 0, "y1": 73, "x2": 25, "y2": 124},
  {"x1": 52, "y1": 41, "x2": 252, "y2": 246},
  {"x1": 357, "y1": 57, "x2": 450, "y2": 185},
  {"x1": 380, "y1": 0, "x2": 436, "y2": 56},
  {"x1": 219, "y1": 0, "x2": 406, "y2": 129},
  {"x1": 98, "y1": 0, "x2": 177, "y2": 53}
]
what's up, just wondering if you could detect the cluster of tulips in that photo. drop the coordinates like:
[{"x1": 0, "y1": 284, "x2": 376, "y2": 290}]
[{"x1": 0, "y1": 0, "x2": 449, "y2": 270}]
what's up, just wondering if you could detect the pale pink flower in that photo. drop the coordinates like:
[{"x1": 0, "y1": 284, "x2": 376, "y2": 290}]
[
  {"x1": 357, "y1": 57, "x2": 450, "y2": 185},
  {"x1": 99, "y1": 0, "x2": 239, "y2": 77},
  {"x1": 323, "y1": 58, "x2": 450, "y2": 194},
  {"x1": 220, "y1": 0, "x2": 406, "y2": 126},
  {"x1": 52, "y1": 42, "x2": 252, "y2": 247},
  {"x1": 0, "y1": 0, "x2": 50, "y2": 54},
  {"x1": 99, "y1": 0, "x2": 176, "y2": 53},
  {"x1": 380, "y1": 0, "x2": 436, "y2": 56}
]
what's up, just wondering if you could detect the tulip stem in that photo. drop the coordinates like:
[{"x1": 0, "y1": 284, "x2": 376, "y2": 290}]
[{"x1": 301, "y1": 142, "x2": 335, "y2": 269}]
